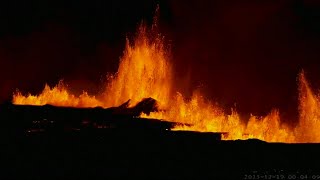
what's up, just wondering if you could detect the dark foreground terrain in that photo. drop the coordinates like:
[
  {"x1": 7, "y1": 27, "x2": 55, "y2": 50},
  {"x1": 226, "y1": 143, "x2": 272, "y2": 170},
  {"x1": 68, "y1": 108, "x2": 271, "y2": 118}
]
[
  {"x1": 1, "y1": 103, "x2": 320, "y2": 179},
  {"x1": 2, "y1": 131, "x2": 320, "y2": 179}
]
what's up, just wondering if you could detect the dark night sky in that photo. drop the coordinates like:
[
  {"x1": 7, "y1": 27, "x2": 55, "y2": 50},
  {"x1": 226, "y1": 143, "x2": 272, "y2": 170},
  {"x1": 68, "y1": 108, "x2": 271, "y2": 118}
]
[{"x1": 0, "y1": 0, "x2": 320, "y2": 121}]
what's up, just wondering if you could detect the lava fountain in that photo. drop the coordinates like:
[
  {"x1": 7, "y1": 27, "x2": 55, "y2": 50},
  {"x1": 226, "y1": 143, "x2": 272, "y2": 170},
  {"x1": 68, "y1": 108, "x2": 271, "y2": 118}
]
[{"x1": 12, "y1": 11, "x2": 320, "y2": 143}]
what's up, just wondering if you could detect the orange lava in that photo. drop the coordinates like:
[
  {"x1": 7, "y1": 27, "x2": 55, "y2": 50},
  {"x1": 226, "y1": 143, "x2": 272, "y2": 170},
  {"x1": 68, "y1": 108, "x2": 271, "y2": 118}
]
[{"x1": 12, "y1": 12, "x2": 320, "y2": 143}]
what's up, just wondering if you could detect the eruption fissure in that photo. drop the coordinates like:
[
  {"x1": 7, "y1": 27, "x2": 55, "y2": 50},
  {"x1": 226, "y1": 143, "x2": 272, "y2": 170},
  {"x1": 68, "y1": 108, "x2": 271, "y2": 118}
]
[{"x1": 12, "y1": 15, "x2": 320, "y2": 143}]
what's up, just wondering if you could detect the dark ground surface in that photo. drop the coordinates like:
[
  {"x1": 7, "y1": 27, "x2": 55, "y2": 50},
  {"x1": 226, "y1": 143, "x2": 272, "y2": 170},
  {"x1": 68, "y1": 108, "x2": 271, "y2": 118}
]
[
  {"x1": 2, "y1": 130, "x2": 320, "y2": 179},
  {"x1": 1, "y1": 103, "x2": 320, "y2": 179}
]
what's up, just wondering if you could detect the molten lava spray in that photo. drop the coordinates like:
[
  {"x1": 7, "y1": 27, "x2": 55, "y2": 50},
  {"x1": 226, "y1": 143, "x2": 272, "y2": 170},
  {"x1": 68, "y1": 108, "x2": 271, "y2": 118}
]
[
  {"x1": 12, "y1": 13, "x2": 320, "y2": 143},
  {"x1": 102, "y1": 22, "x2": 172, "y2": 108},
  {"x1": 295, "y1": 71, "x2": 320, "y2": 142}
]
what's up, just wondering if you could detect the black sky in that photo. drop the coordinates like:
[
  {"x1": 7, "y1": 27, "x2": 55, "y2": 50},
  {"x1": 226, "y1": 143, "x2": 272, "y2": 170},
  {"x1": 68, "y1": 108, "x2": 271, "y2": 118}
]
[{"x1": 0, "y1": 0, "x2": 320, "y2": 121}]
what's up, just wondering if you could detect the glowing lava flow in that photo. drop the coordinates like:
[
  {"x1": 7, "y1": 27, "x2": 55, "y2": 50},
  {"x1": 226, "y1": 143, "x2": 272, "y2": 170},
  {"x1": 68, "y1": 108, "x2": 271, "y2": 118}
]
[
  {"x1": 13, "y1": 81, "x2": 102, "y2": 107},
  {"x1": 143, "y1": 91, "x2": 296, "y2": 142},
  {"x1": 12, "y1": 16, "x2": 320, "y2": 143}
]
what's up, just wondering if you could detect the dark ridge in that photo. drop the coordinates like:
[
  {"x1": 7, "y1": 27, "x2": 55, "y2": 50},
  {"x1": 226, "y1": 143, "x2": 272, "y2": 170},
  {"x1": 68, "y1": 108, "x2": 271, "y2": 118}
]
[{"x1": 0, "y1": 102, "x2": 319, "y2": 179}]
